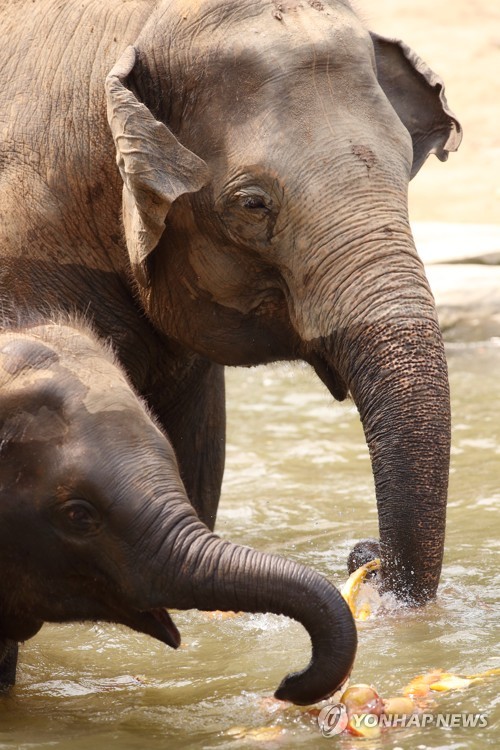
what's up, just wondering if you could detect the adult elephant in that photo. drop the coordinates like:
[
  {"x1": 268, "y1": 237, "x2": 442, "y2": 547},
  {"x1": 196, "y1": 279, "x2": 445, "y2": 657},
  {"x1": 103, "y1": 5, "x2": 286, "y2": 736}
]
[{"x1": 0, "y1": 0, "x2": 461, "y2": 604}]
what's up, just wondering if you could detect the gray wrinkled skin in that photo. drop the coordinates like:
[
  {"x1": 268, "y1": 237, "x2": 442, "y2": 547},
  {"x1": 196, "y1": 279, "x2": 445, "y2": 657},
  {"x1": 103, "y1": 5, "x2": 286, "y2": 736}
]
[{"x1": 0, "y1": 0, "x2": 461, "y2": 608}]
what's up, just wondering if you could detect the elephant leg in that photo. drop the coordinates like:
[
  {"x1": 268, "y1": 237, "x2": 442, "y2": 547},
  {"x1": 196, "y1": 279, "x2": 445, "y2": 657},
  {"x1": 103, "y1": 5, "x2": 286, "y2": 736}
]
[
  {"x1": 148, "y1": 359, "x2": 226, "y2": 531},
  {"x1": 0, "y1": 639, "x2": 18, "y2": 690}
]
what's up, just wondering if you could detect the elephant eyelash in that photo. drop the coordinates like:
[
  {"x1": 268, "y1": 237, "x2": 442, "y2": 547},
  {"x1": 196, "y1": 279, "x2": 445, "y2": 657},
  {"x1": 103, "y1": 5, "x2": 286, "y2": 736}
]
[
  {"x1": 233, "y1": 190, "x2": 273, "y2": 213},
  {"x1": 242, "y1": 195, "x2": 268, "y2": 210}
]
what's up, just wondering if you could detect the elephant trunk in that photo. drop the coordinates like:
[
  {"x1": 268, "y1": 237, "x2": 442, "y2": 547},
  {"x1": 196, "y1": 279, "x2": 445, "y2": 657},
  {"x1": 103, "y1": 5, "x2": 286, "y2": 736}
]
[
  {"x1": 300, "y1": 222, "x2": 450, "y2": 604},
  {"x1": 163, "y1": 517, "x2": 357, "y2": 705},
  {"x1": 333, "y1": 316, "x2": 449, "y2": 603}
]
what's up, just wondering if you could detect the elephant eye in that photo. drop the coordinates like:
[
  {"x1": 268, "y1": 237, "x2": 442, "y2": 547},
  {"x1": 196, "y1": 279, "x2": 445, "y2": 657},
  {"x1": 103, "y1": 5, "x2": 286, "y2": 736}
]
[
  {"x1": 242, "y1": 195, "x2": 268, "y2": 210},
  {"x1": 216, "y1": 180, "x2": 280, "y2": 248},
  {"x1": 56, "y1": 499, "x2": 101, "y2": 535}
]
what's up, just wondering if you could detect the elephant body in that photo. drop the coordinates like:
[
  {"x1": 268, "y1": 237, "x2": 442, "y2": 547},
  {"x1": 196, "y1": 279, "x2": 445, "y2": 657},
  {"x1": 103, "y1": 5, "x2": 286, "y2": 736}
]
[
  {"x1": 0, "y1": 1, "x2": 461, "y2": 603},
  {"x1": 0, "y1": 315, "x2": 356, "y2": 702}
]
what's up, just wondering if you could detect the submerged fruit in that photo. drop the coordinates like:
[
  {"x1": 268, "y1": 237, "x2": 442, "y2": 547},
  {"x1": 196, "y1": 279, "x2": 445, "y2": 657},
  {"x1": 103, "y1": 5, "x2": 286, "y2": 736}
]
[
  {"x1": 202, "y1": 610, "x2": 240, "y2": 619},
  {"x1": 403, "y1": 670, "x2": 445, "y2": 698},
  {"x1": 429, "y1": 674, "x2": 477, "y2": 691},
  {"x1": 226, "y1": 725, "x2": 285, "y2": 742},
  {"x1": 404, "y1": 667, "x2": 500, "y2": 697},
  {"x1": 346, "y1": 713, "x2": 382, "y2": 738},
  {"x1": 382, "y1": 696, "x2": 416, "y2": 716},
  {"x1": 340, "y1": 684, "x2": 384, "y2": 717},
  {"x1": 314, "y1": 667, "x2": 500, "y2": 738}
]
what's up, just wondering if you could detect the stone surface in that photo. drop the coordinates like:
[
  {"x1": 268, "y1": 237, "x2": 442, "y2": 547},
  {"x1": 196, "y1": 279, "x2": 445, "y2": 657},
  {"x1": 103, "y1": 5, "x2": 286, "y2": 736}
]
[
  {"x1": 413, "y1": 223, "x2": 500, "y2": 266},
  {"x1": 412, "y1": 223, "x2": 500, "y2": 341}
]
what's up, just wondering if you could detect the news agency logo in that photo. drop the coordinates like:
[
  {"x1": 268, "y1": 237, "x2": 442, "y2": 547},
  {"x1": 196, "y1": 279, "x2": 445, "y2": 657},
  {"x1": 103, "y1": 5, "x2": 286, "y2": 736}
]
[
  {"x1": 317, "y1": 704, "x2": 349, "y2": 737},
  {"x1": 317, "y1": 704, "x2": 488, "y2": 737}
]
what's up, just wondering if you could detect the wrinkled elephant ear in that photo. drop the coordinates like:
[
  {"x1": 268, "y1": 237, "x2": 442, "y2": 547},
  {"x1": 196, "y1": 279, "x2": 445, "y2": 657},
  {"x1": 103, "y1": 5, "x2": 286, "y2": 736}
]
[
  {"x1": 105, "y1": 46, "x2": 210, "y2": 287},
  {"x1": 371, "y1": 33, "x2": 462, "y2": 178}
]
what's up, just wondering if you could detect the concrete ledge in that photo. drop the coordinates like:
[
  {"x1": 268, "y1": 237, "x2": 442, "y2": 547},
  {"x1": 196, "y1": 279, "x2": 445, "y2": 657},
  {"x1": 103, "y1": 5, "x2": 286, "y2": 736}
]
[
  {"x1": 413, "y1": 222, "x2": 500, "y2": 266},
  {"x1": 412, "y1": 223, "x2": 500, "y2": 341},
  {"x1": 426, "y1": 265, "x2": 500, "y2": 341}
]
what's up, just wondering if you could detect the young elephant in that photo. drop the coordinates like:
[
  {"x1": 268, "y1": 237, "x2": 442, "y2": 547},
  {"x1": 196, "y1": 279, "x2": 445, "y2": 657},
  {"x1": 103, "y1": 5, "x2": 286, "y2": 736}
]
[{"x1": 0, "y1": 318, "x2": 356, "y2": 704}]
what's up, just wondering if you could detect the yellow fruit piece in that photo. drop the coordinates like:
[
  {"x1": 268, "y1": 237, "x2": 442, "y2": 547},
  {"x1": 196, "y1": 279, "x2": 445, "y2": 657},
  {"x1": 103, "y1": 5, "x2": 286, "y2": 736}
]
[
  {"x1": 404, "y1": 667, "x2": 500, "y2": 697},
  {"x1": 341, "y1": 559, "x2": 381, "y2": 620},
  {"x1": 354, "y1": 586, "x2": 381, "y2": 621},
  {"x1": 227, "y1": 726, "x2": 246, "y2": 737},
  {"x1": 202, "y1": 610, "x2": 240, "y2": 619},
  {"x1": 258, "y1": 696, "x2": 286, "y2": 713},
  {"x1": 346, "y1": 714, "x2": 382, "y2": 738},
  {"x1": 430, "y1": 675, "x2": 477, "y2": 691},
  {"x1": 341, "y1": 684, "x2": 383, "y2": 717},
  {"x1": 226, "y1": 725, "x2": 284, "y2": 741},
  {"x1": 403, "y1": 670, "x2": 444, "y2": 697},
  {"x1": 341, "y1": 559, "x2": 381, "y2": 600},
  {"x1": 465, "y1": 668, "x2": 500, "y2": 679},
  {"x1": 383, "y1": 696, "x2": 415, "y2": 717}
]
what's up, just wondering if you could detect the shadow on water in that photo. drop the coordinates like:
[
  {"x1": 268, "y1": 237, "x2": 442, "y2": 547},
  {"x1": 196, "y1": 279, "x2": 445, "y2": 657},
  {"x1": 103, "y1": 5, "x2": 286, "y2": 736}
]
[{"x1": 1, "y1": 340, "x2": 499, "y2": 749}]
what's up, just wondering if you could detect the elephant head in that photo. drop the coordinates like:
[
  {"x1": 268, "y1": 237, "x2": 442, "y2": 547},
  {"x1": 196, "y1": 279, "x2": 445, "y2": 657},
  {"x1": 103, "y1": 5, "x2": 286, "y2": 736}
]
[
  {"x1": 0, "y1": 320, "x2": 356, "y2": 703},
  {"x1": 105, "y1": 0, "x2": 461, "y2": 603}
]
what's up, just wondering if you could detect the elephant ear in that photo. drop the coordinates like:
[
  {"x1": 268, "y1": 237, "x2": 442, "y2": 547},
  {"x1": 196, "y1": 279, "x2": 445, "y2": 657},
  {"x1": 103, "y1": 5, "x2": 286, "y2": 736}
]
[
  {"x1": 370, "y1": 33, "x2": 462, "y2": 179},
  {"x1": 105, "y1": 46, "x2": 210, "y2": 288}
]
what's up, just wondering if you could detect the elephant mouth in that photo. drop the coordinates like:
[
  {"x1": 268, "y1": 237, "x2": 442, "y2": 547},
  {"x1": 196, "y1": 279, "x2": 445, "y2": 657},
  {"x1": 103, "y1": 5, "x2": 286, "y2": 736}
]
[
  {"x1": 0, "y1": 616, "x2": 44, "y2": 643},
  {"x1": 308, "y1": 349, "x2": 349, "y2": 401},
  {"x1": 128, "y1": 608, "x2": 181, "y2": 649},
  {"x1": 8, "y1": 606, "x2": 182, "y2": 650}
]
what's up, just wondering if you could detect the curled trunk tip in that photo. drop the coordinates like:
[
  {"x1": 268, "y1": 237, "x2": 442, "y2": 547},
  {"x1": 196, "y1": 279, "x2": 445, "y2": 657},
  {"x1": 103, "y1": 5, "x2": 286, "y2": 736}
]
[
  {"x1": 168, "y1": 526, "x2": 357, "y2": 705},
  {"x1": 271, "y1": 568, "x2": 357, "y2": 704}
]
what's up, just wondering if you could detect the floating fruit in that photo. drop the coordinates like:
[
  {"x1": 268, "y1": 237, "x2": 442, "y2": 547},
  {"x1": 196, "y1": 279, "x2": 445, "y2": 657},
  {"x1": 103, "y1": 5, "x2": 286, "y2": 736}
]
[
  {"x1": 346, "y1": 713, "x2": 382, "y2": 738},
  {"x1": 313, "y1": 667, "x2": 500, "y2": 738},
  {"x1": 429, "y1": 674, "x2": 477, "y2": 691},
  {"x1": 201, "y1": 610, "x2": 240, "y2": 619},
  {"x1": 404, "y1": 667, "x2": 500, "y2": 697},
  {"x1": 403, "y1": 670, "x2": 444, "y2": 698},
  {"x1": 340, "y1": 684, "x2": 384, "y2": 717},
  {"x1": 465, "y1": 667, "x2": 500, "y2": 679},
  {"x1": 226, "y1": 725, "x2": 285, "y2": 741},
  {"x1": 382, "y1": 696, "x2": 415, "y2": 716}
]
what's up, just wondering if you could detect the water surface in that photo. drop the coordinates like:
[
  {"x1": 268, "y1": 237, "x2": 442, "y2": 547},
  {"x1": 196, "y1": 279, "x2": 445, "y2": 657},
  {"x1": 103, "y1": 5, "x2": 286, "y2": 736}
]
[{"x1": 1, "y1": 341, "x2": 499, "y2": 749}]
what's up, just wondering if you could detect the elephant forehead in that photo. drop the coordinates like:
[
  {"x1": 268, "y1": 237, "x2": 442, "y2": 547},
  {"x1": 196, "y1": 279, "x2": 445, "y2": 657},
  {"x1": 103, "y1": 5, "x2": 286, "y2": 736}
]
[
  {"x1": 2, "y1": 405, "x2": 68, "y2": 443},
  {"x1": 0, "y1": 328, "x2": 141, "y2": 417},
  {"x1": 19, "y1": 324, "x2": 139, "y2": 412},
  {"x1": 0, "y1": 337, "x2": 59, "y2": 378},
  {"x1": 170, "y1": 0, "x2": 371, "y2": 67},
  {"x1": 164, "y1": 0, "x2": 375, "y2": 149},
  {"x1": 55, "y1": 354, "x2": 142, "y2": 416},
  {"x1": 81, "y1": 377, "x2": 141, "y2": 415}
]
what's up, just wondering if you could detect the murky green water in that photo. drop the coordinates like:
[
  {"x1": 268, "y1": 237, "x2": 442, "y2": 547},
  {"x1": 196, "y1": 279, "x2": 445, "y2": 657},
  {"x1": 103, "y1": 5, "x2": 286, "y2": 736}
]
[{"x1": 1, "y1": 341, "x2": 499, "y2": 749}]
